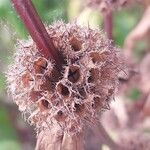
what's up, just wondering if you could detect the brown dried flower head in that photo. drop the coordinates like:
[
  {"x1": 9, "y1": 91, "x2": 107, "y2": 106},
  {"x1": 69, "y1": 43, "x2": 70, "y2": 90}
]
[{"x1": 7, "y1": 21, "x2": 121, "y2": 134}]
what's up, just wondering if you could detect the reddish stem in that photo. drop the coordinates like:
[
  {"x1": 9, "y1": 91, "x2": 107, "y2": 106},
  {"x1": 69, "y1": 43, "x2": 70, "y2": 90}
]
[
  {"x1": 11, "y1": 0, "x2": 64, "y2": 71},
  {"x1": 103, "y1": 11, "x2": 113, "y2": 40}
]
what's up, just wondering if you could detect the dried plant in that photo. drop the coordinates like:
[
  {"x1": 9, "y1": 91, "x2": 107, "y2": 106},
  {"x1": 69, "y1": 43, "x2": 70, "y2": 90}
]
[
  {"x1": 6, "y1": 0, "x2": 123, "y2": 149},
  {"x1": 6, "y1": 20, "x2": 122, "y2": 149}
]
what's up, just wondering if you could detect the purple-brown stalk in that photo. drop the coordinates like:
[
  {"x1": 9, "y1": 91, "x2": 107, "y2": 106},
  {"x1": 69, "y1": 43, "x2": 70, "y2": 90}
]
[
  {"x1": 11, "y1": 0, "x2": 64, "y2": 71},
  {"x1": 103, "y1": 11, "x2": 113, "y2": 40}
]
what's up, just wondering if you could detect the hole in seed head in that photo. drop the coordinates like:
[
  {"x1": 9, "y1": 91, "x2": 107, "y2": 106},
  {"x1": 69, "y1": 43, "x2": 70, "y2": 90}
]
[
  {"x1": 68, "y1": 65, "x2": 81, "y2": 83},
  {"x1": 88, "y1": 68, "x2": 99, "y2": 83},
  {"x1": 89, "y1": 51, "x2": 109, "y2": 63},
  {"x1": 54, "y1": 110, "x2": 66, "y2": 122},
  {"x1": 70, "y1": 37, "x2": 82, "y2": 52},
  {"x1": 57, "y1": 83, "x2": 70, "y2": 98},
  {"x1": 42, "y1": 100, "x2": 49, "y2": 108},
  {"x1": 78, "y1": 87, "x2": 87, "y2": 98},
  {"x1": 57, "y1": 110, "x2": 63, "y2": 116},
  {"x1": 92, "y1": 96, "x2": 103, "y2": 109},
  {"x1": 74, "y1": 103, "x2": 85, "y2": 113},
  {"x1": 21, "y1": 72, "x2": 33, "y2": 87},
  {"x1": 33, "y1": 57, "x2": 48, "y2": 74},
  {"x1": 89, "y1": 52, "x2": 101, "y2": 63},
  {"x1": 38, "y1": 99, "x2": 50, "y2": 111}
]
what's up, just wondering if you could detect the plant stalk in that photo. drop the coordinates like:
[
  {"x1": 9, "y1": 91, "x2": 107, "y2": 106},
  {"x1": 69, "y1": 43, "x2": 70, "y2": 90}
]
[
  {"x1": 103, "y1": 11, "x2": 113, "y2": 40},
  {"x1": 11, "y1": 0, "x2": 64, "y2": 71},
  {"x1": 92, "y1": 122, "x2": 124, "y2": 150}
]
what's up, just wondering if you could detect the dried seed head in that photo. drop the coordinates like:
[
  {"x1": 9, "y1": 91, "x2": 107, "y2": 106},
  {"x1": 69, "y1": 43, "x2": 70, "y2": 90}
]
[{"x1": 7, "y1": 21, "x2": 121, "y2": 134}]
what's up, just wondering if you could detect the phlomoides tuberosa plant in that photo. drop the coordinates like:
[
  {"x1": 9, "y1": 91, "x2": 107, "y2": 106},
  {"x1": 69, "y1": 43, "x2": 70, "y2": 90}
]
[{"x1": 6, "y1": 0, "x2": 125, "y2": 150}]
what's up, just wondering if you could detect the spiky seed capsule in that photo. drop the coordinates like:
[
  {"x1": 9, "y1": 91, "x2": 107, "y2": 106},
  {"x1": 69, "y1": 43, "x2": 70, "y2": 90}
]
[{"x1": 7, "y1": 21, "x2": 121, "y2": 134}]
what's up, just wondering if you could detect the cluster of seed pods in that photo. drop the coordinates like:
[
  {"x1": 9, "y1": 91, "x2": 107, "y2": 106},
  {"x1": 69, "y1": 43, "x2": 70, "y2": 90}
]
[{"x1": 7, "y1": 21, "x2": 121, "y2": 134}]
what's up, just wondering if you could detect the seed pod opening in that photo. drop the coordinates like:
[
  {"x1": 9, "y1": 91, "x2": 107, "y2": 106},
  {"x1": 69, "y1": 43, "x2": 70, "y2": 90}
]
[
  {"x1": 78, "y1": 87, "x2": 87, "y2": 98},
  {"x1": 38, "y1": 99, "x2": 50, "y2": 111},
  {"x1": 70, "y1": 37, "x2": 82, "y2": 52},
  {"x1": 89, "y1": 51, "x2": 110, "y2": 63},
  {"x1": 67, "y1": 65, "x2": 81, "y2": 83},
  {"x1": 33, "y1": 57, "x2": 48, "y2": 74},
  {"x1": 88, "y1": 68, "x2": 99, "y2": 83},
  {"x1": 54, "y1": 110, "x2": 66, "y2": 122},
  {"x1": 21, "y1": 72, "x2": 33, "y2": 87},
  {"x1": 89, "y1": 52, "x2": 101, "y2": 63},
  {"x1": 74, "y1": 103, "x2": 85, "y2": 115},
  {"x1": 56, "y1": 82, "x2": 70, "y2": 98}
]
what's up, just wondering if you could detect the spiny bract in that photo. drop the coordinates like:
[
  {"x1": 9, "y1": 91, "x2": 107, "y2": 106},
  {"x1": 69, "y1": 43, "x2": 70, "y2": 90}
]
[{"x1": 7, "y1": 21, "x2": 121, "y2": 134}]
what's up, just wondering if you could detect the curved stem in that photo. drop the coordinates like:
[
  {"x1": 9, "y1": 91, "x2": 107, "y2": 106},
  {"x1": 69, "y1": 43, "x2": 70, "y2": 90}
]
[
  {"x1": 11, "y1": 0, "x2": 64, "y2": 71},
  {"x1": 92, "y1": 122, "x2": 124, "y2": 150},
  {"x1": 62, "y1": 132, "x2": 84, "y2": 150}
]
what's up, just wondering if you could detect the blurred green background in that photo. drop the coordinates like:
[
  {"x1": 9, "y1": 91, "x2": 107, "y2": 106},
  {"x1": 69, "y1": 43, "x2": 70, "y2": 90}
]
[{"x1": 0, "y1": 0, "x2": 144, "y2": 149}]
